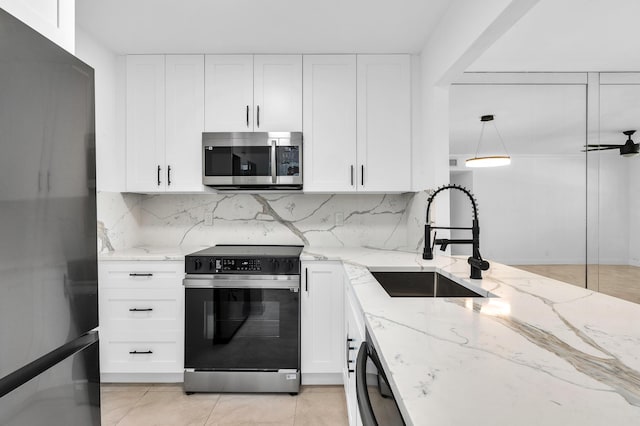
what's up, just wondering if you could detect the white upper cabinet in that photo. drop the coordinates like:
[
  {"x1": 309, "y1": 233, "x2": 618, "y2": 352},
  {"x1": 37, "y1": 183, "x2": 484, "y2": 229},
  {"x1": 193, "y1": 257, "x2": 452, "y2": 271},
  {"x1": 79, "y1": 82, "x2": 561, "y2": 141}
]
[
  {"x1": 126, "y1": 55, "x2": 166, "y2": 192},
  {"x1": 165, "y1": 55, "x2": 205, "y2": 192},
  {"x1": 357, "y1": 55, "x2": 411, "y2": 192},
  {"x1": 0, "y1": 0, "x2": 74, "y2": 52},
  {"x1": 302, "y1": 54, "x2": 411, "y2": 193},
  {"x1": 254, "y1": 55, "x2": 303, "y2": 131},
  {"x1": 204, "y1": 55, "x2": 253, "y2": 132},
  {"x1": 303, "y1": 55, "x2": 357, "y2": 192},
  {"x1": 204, "y1": 55, "x2": 302, "y2": 132},
  {"x1": 126, "y1": 55, "x2": 204, "y2": 193}
]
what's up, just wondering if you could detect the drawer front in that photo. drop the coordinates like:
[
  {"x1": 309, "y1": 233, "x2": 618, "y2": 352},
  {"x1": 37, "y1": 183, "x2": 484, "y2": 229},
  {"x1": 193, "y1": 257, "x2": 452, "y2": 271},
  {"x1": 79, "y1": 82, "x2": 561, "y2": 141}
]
[
  {"x1": 100, "y1": 288, "x2": 182, "y2": 331},
  {"x1": 100, "y1": 331, "x2": 183, "y2": 373},
  {"x1": 99, "y1": 261, "x2": 184, "y2": 289}
]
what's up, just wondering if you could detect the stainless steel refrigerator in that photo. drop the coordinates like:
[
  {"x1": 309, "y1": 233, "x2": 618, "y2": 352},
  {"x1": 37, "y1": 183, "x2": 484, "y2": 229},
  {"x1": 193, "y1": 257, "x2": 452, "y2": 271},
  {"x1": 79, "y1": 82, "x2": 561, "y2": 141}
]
[{"x1": 0, "y1": 7, "x2": 100, "y2": 425}]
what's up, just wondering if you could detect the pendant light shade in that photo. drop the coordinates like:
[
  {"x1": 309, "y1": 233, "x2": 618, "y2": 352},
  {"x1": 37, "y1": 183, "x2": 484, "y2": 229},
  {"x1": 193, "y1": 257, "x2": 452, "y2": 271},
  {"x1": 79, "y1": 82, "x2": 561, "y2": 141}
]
[{"x1": 466, "y1": 115, "x2": 511, "y2": 168}]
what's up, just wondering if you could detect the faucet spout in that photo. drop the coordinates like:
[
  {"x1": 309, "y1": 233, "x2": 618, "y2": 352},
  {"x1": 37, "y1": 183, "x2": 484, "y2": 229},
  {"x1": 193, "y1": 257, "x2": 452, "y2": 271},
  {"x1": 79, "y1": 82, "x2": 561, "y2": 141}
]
[{"x1": 422, "y1": 185, "x2": 490, "y2": 279}]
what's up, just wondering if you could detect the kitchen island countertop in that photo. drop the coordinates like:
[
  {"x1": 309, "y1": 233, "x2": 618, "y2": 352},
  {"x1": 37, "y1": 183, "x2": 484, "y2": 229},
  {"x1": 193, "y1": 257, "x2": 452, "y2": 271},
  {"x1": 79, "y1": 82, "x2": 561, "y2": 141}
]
[{"x1": 301, "y1": 247, "x2": 640, "y2": 425}]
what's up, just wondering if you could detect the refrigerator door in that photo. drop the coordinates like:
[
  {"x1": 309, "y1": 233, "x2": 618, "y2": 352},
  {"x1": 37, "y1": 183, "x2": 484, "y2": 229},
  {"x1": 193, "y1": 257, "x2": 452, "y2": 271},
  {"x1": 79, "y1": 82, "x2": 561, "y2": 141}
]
[
  {"x1": 0, "y1": 334, "x2": 100, "y2": 425},
  {"x1": 0, "y1": 7, "x2": 98, "y2": 379}
]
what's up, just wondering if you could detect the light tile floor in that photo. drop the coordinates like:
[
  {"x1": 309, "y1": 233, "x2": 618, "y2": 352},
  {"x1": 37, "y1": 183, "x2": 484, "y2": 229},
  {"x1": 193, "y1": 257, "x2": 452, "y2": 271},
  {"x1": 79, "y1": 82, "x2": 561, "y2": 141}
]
[
  {"x1": 101, "y1": 384, "x2": 348, "y2": 426},
  {"x1": 513, "y1": 264, "x2": 640, "y2": 304}
]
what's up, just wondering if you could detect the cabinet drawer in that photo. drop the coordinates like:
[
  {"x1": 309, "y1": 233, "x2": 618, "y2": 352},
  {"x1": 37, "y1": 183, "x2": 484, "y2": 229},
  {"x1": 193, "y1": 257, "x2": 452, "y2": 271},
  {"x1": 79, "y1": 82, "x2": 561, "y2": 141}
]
[
  {"x1": 100, "y1": 288, "x2": 182, "y2": 330},
  {"x1": 100, "y1": 331, "x2": 182, "y2": 373},
  {"x1": 99, "y1": 261, "x2": 184, "y2": 289}
]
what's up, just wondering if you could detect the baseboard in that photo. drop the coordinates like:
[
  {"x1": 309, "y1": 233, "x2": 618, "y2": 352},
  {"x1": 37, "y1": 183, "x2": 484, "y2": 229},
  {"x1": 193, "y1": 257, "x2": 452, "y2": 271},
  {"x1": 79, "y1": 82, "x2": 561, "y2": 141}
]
[
  {"x1": 101, "y1": 372, "x2": 183, "y2": 383},
  {"x1": 301, "y1": 373, "x2": 343, "y2": 385}
]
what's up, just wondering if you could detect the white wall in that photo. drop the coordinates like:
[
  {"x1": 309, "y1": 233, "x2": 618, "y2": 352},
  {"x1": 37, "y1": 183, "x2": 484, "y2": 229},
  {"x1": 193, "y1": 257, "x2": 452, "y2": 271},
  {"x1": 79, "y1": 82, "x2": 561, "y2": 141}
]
[
  {"x1": 468, "y1": 155, "x2": 587, "y2": 265},
  {"x1": 75, "y1": 28, "x2": 126, "y2": 192},
  {"x1": 629, "y1": 159, "x2": 640, "y2": 266}
]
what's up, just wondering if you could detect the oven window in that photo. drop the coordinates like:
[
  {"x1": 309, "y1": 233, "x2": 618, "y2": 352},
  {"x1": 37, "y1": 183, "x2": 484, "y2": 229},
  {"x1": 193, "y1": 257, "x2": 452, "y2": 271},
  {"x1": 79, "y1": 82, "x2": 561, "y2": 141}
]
[
  {"x1": 275, "y1": 146, "x2": 300, "y2": 176},
  {"x1": 204, "y1": 146, "x2": 271, "y2": 177},
  {"x1": 185, "y1": 288, "x2": 299, "y2": 370}
]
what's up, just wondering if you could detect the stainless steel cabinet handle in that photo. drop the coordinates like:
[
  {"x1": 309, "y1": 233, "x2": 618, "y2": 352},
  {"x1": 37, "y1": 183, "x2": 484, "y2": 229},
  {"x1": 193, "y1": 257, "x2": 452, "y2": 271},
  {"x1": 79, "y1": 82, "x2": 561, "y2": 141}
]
[
  {"x1": 361, "y1": 165, "x2": 364, "y2": 186},
  {"x1": 129, "y1": 350, "x2": 153, "y2": 355},
  {"x1": 157, "y1": 165, "x2": 161, "y2": 186},
  {"x1": 246, "y1": 105, "x2": 250, "y2": 127},
  {"x1": 350, "y1": 165, "x2": 354, "y2": 186},
  {"x1": 256, "y1": 105, "x2": 260, "y2": 128},
  {"x1": 271, "y1": 139, "x2": 277, "y2": 184},
  {"x1": 129, "y1": 308, "x2": 153, "y2": 312},
  {"x1": 129, "y1": 273, "x2": 153, "y2": 277},
  {"x1": 167, "y1": 165, "x2": 172, "y2": 186}
]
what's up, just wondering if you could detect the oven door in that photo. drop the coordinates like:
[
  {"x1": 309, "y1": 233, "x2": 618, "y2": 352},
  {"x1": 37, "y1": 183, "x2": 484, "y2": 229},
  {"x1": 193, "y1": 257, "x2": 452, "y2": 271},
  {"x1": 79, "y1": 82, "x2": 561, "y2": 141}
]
[{"x1": 184, "y1": 276, "x2": 300, "y2": 371}]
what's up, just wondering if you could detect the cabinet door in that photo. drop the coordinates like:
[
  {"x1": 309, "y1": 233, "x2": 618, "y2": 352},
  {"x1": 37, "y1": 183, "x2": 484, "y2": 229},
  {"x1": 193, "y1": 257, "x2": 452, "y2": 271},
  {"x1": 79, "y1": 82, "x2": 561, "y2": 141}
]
[
  {"x1": 301, "y1": 262, "x2": 344, "y2": 375},
  {"x1": 165, "y1": 55, "x2": 205, "y2": 192},
  {"x1": 303, "y1": 55, "x2": 357, "y2": 192},
  {"x1": 0, "y1": 0, "x2": 74, "y2": 52},
  {"x1": 254, "y1": 55, "x2": 302, "y2": 131},
  {"x1": 204, "y1": 55, "x2": 253, "y2": 132},
  {"x1": 356, "y1": 55, "x2": 411, "y2": 192},
  {"x1": 126, "y1": 55, "x2": 166, "y2": 192}
]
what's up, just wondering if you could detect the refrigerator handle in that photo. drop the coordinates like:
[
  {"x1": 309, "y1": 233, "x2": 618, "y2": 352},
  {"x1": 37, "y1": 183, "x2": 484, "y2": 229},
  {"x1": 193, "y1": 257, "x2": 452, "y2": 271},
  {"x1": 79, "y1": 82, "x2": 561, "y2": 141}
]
[{"x1": 0, "y1": 331, "x2": 98, "y2": 398}]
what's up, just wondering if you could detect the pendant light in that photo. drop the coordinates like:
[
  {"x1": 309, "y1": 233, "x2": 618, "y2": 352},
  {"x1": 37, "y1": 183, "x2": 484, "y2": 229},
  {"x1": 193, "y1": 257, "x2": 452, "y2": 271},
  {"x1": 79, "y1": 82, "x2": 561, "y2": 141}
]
[{"x1": 465, "y1": 114, "x2": 511, "y2": 168}]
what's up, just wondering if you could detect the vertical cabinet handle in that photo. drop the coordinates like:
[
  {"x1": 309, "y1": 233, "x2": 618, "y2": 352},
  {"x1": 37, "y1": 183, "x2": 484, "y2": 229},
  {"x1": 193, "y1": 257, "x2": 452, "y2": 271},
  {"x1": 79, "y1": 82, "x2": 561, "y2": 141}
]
[
  {"x1": 157, "y1": 165, "x2": 161, "y2": 186},
  {"x1": 361, "y1": 165, "x2": 364, "y2": 186},
  {"x1": 167, "y1": 165, "x2": 172, "y2": 186},
  {"x1": 256, "y1": 105, "x2": 260, "y2": 128},
  {"x1": 350, "y1": 165, "x2": 354, "y2": 186},
  {"x1": 305, "y1": 268, "x2": 308, "y2": 292},
  {"x1": 246, "y1": 105, "x2": 250, "y2": 127}
]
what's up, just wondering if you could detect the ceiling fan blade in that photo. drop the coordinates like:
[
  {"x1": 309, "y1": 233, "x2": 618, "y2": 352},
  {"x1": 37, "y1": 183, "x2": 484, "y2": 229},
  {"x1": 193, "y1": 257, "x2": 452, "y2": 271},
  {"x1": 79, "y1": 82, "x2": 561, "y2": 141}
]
[
  {"x1": 585, "y1": 147, "x2": 620, "y2": 151},
  {"x1": 585, "y1": 144, "x2": 623, "y2": 147}
]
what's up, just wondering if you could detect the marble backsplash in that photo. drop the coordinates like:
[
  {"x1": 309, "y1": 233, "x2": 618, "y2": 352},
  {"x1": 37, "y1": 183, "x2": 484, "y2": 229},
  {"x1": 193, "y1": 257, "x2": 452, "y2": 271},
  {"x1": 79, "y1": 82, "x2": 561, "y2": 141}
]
[{"x1": 97, "y1": 191, "x2": 428, "y2": 253}]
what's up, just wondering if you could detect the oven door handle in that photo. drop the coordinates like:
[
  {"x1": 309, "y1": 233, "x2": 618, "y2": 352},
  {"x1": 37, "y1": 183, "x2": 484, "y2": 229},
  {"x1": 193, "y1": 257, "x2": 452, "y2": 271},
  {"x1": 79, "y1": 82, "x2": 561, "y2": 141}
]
[
  {"x1": 183, "y1": 277, "x2": 300, "y2": 290},
  {"x1": 356, "y1": 342, "x2": 378, "y2": 426}
]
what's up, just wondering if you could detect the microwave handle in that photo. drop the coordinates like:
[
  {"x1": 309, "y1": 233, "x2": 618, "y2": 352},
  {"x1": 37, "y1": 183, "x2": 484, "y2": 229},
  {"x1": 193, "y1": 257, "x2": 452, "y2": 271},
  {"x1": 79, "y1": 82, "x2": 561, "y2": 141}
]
[{"x1": 271, "y1": 139, "x2": 277, "y2": 184}]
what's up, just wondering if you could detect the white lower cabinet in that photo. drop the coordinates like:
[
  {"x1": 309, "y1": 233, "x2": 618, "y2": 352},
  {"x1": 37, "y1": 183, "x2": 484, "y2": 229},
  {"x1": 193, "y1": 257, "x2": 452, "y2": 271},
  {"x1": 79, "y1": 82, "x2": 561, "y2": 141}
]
[
  {"x1": 344, "y1": 274, "x2": 365, "y2": 426},
  {"x1": 99, "y1": 260, "x2": 184, "y2": 382},
  {"x1": 300, "y1": 261, "x2": 344, "y2": 384}
]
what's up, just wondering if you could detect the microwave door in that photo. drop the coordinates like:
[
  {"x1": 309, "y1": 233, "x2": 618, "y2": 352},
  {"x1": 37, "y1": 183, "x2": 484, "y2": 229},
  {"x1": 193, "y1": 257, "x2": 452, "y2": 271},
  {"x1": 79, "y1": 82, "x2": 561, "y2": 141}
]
[
  {"x1": 274, "y1": 142, "x2": 302, "y2": 186},
  {"x1": 203, "y1": 145, "x2": 273, "y2": 186}
]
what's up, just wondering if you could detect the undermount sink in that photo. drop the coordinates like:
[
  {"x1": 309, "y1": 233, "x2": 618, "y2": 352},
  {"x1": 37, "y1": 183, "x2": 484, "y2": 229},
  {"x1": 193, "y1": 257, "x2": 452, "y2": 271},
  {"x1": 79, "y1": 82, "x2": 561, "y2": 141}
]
[{"x1": 371, "y1": 271, "x2": 486, "y2": 298}]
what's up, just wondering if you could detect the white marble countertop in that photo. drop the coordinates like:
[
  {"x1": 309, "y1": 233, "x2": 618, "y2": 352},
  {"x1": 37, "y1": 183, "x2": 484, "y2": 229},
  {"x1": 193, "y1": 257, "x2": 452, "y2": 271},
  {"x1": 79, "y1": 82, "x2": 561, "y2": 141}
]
[
  {"x1": 302, "y1": 247, "x2": 640, "y2": 426},
  {"x1": 98, "y1": 245, "x2": 208, "y2": 261}
]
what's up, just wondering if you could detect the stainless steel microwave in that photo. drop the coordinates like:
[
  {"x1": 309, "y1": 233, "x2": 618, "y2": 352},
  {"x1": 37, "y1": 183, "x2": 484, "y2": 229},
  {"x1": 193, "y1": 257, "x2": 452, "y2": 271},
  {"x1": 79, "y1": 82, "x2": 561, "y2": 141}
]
[{"x1": 202, "y1": 132, "x2": 302, "y2": 190}]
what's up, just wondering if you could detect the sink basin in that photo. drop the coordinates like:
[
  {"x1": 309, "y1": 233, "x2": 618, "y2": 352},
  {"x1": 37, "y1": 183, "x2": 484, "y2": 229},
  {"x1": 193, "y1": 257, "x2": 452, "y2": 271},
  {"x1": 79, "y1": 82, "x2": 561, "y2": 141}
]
[{"x1": 371, "y1": 271, "x2": 485, "y2": 298}]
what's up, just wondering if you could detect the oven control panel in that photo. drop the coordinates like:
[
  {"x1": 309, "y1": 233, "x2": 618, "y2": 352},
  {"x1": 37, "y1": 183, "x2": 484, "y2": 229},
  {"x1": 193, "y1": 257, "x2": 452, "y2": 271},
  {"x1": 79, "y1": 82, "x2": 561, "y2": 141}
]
[
  {"x1": 221, "y1": 258, "x2": 261, "y2": 272},
  {"x1": 185, "y1": 256, "x2": 300, "y2": 275}
]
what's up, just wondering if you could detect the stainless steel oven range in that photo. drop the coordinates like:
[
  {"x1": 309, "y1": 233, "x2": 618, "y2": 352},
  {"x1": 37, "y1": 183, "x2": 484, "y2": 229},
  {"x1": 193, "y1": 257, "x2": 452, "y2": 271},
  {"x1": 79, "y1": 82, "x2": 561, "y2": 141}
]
[{"x1": 183, "y1": 245, "x2": 303, "y2": 394}]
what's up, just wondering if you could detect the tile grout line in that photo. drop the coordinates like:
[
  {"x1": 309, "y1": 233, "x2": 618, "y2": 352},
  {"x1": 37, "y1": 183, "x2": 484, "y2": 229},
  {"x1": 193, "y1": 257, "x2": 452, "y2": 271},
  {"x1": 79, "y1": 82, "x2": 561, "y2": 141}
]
[
  {"x1": 112, "y1": 387, "x2": 150, "y2": 426},
  {"x1": 202, "y1": 393, "x2": 222, "y2": 425}
]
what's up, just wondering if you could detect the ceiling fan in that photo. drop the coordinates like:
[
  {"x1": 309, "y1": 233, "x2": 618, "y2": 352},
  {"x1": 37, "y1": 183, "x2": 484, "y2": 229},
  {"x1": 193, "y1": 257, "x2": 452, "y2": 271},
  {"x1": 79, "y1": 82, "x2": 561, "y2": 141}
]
[{"x1": 585, "y1": 130, "x2": 640, "y2": 157}]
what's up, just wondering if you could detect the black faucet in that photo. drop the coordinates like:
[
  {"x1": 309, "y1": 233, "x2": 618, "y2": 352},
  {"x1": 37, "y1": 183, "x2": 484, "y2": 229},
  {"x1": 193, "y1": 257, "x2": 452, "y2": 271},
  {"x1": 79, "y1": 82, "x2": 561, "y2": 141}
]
[{"x1": 422, "y1": 184, "x2": 490, "y2": 279}]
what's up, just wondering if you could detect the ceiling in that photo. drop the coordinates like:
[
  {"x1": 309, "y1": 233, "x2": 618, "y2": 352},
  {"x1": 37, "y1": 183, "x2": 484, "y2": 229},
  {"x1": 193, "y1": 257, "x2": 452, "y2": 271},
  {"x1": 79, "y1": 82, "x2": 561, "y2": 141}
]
[
  {"x1": 75, "y1": 0, "x2": 451, "y2": 55},
  {"x1": 449, "y1": 84, "x2": 587, "y2": 156},
  {"x1": 469, "y1": 0, "x2": 640, "y2": 72}
]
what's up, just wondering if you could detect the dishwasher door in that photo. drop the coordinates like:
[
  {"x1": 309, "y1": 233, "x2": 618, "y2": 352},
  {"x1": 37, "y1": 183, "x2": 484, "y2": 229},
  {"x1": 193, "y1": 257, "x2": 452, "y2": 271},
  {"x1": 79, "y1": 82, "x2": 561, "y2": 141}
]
[{"x1": 356, "y1": 336, "x2": 405, "y2": 426}]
